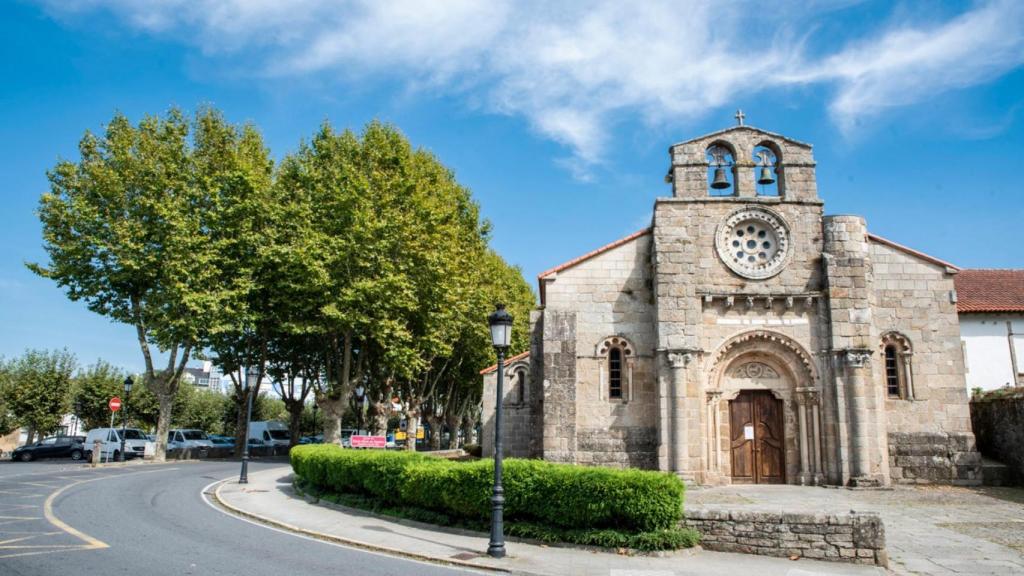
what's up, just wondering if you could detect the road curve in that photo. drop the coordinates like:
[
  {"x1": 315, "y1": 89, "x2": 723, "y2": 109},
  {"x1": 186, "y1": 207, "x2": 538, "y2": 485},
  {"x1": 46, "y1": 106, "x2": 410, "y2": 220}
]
[{"x1": 0, "y1": 460, "x2": 481, "y2": 576}]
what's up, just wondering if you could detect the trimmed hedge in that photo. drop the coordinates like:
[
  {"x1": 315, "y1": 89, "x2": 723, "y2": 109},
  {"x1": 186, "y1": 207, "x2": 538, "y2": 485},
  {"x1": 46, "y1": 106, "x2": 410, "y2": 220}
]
[{"x1": 291, "y1": 445, "x2": 685, "y2": 533}]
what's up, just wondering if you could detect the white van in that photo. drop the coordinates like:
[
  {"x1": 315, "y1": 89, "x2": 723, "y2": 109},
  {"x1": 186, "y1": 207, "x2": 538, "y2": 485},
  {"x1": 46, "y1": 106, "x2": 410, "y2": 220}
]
[
  {"x1": 248, "y1": 421, "x2": 290, "y2": 449},
  {"x1": 167, "y1": 429, "x2": 214, "y2": 451},
  {"x1": 84, "y1": 427, "x2": 149, "y2": 461}
]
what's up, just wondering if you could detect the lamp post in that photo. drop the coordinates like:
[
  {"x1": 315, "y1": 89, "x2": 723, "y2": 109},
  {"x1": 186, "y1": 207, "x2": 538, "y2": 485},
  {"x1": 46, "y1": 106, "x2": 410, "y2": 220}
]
[
  {"x1": 239, "y1": 366, "x2": 258, "y2": 484},
  {"x1": 119, "y1": 376, "x2": 133, "y2": 462},
  {"x1": 487, "y1": 303, "x2": 513, "y2": 559},
  {"x1": 355, "y1": 385, "x2": 365, "y2": 434}
]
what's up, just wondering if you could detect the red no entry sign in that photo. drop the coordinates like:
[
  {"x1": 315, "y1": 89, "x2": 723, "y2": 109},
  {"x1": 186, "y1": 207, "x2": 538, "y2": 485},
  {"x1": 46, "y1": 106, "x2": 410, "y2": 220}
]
[{"x1": 109, "y1": 397, "x2": 122, "y2": 412}]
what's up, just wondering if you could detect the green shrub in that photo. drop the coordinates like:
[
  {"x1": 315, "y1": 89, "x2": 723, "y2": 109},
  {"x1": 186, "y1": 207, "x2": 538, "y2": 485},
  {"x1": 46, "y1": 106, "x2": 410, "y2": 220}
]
[{"x1": 291, "y1": 445, "x2": 686, "y2": 536}]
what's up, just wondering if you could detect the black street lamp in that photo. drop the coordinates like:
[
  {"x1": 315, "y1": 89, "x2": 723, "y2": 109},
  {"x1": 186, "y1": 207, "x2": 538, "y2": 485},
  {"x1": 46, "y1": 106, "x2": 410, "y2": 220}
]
[
  {"x1": 239, "y1": 366, "x2": 258, "y2": 484},
  {"x1": 355, "y1": 385, "x2": 366, "y2": 434},
  {"x1": 120, "y1": 376, "x2": 133, "y2": 462},
  {"x1": 486, "y1": 303, "x2": 513, "y2": 559}
]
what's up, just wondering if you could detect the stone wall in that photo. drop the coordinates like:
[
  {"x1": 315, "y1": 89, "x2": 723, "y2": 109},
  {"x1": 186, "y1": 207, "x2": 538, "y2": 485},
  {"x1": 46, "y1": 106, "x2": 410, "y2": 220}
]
[
  {"x1": 869, "y1": 240, "x2": 972, "y2": 436},
  {"x1": 887, "y1": 431, "x2": 981, "y2": 485},
  {"x1": 971, "y1": 395, "x2": 1024, "y2": 484},
  {"x1": 540, "y1": 233, "x2": 660, "y2": 468},
  {"x1": 684, "y1": 509, "x2": 887, "y2": 566}
]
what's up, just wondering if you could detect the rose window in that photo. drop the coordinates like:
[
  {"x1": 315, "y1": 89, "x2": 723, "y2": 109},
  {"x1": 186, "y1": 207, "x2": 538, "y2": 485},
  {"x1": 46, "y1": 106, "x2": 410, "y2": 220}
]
[{"x1": 715, "y1": 207, "x2": 792, "y2": 279}]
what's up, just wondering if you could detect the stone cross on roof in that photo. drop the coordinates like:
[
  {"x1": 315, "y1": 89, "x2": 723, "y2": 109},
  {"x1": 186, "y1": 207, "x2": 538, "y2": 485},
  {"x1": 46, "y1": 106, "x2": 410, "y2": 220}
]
[{"x1": 734, "y1": 109, "x2": 745, "y2": 126}]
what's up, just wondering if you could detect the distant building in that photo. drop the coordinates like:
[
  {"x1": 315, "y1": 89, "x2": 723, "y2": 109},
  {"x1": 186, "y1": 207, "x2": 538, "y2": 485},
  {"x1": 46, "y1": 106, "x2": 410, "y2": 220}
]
[
  {"x1": 182, "y1": 361, "x2": 223, "y2": 392},
  {"x1": 956, "y1": 270, "x2": 1024, "y2": 392}
]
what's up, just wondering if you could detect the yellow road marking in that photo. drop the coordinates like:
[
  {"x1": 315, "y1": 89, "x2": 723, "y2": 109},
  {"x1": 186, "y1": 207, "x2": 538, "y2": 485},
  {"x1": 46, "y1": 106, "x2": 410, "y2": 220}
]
[{"x1": 0, "y1": 467, "x2": 179, "y2": 559}]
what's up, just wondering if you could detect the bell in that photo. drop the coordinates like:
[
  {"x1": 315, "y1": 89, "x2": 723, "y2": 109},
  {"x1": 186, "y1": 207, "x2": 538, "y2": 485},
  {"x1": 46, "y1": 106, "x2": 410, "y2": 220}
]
[
  {"x1": 758, "y1": 166, "x2": 775, "y2": 185},
  {"x1": 711, "y1": 167, "x2": 731, "y2": 189}
]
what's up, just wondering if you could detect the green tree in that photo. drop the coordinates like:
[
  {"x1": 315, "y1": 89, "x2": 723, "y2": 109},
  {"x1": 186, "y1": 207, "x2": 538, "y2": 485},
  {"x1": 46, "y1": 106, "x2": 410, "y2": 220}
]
[
  {"x1": 173, "y1": 385, "x2": 228, "y2": 433},
  {"x1": 0, "y1": 349, "x2": 76, "y2": 442},
  {"x1": 72, "y1": 359, "x2": 127, "y2": 431},
  {"x1": 30, "y1": 108, "x2": 271, "y2": 461}
]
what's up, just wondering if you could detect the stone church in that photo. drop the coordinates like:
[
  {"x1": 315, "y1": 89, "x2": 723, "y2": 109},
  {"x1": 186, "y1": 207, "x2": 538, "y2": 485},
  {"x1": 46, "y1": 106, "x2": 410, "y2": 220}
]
[{"x1": 483, "y1": 120, "x2": 981, "y2": 487}]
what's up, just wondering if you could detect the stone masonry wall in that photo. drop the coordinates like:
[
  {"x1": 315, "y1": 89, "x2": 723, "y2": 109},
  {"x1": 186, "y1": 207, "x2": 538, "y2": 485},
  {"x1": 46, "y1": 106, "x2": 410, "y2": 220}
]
[
  {"x1": 541, "y1": 234, "x2": 660, "y2": 468},
  {"x1": 684, "y1": 509, "x2": 887, "y2": 566},
  {"x1": 481, "y1": 366, "x2": 534, "y2": 458},
  {"x1": 869, "y1": 241, "x2": 972, "y2": 436},
  {"x1": 971, "y1": 395, "x2": 1024, "y2": 484},
  {"x1": 887, "y1": 431, "x2": 981, "y2": 485}
]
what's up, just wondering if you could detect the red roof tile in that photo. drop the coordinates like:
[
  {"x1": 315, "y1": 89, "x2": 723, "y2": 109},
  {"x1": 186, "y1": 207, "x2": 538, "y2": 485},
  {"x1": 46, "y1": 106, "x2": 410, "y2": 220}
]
[
  {"x1": 480, "y1": 350, "x2": 530, "y2": 375},
  {"x1": 867, "y1": 233, "x2": 959, "y2": 271},
  {"x1": 955, "y1": 269, "x2": 1024, "y2": 313},
  {"x1": 537, "y1": 227, "x2": 652, "y2": 305}
]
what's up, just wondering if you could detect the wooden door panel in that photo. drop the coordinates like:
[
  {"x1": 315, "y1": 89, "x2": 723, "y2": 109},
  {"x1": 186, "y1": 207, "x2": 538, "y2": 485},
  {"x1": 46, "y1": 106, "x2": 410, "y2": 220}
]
[
  {"x1": 730, "y1": 390, "x2": 785, "y2": 484},
  {"x1": 729, "y1": 393, "x2": 754, "y2": 482}
]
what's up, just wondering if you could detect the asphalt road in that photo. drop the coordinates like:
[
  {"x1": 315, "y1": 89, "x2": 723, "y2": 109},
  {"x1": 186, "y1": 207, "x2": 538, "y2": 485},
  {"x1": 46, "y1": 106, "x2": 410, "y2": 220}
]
[{"x1": 0, "y1": 458, "x2": 481, "y2": 576}]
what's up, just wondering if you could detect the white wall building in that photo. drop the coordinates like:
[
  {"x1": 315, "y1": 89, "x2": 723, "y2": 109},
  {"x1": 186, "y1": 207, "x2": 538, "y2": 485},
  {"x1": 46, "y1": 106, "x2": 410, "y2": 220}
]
[{"x1": 956, "y1": 270, "x2": 1024, "y2": 392}]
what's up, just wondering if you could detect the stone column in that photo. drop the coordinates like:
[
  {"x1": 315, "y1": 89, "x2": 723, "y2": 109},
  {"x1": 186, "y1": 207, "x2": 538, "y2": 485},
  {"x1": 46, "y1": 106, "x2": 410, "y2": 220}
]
[
  {"x1": 844, "y1": 350, "x2": 874, "y2": 483},
  {"x1": 667, "y1": 350, "x2": 693, "y2": 474},
  {"x1": 900, "y1": 353, "x2": 916, "y2": 400},
  {"x1": 705, "y1": 390, "x2": 722, "y2": 480},
  {"x1": 823, "y1": 215, "x2": 886, "y2": 486},
  {"x1": 811, "y1": 400, "x2": 824, "y2": 483},
  {"x1": 796, "y1": 391, "x2": 811, "y2": 485}
]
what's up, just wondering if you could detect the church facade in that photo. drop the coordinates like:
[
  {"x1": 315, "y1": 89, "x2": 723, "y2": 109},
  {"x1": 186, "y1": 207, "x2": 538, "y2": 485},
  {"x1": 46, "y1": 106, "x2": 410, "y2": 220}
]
[{"x1": 482, "y1": 122, "x2": 981, "y2": 487}]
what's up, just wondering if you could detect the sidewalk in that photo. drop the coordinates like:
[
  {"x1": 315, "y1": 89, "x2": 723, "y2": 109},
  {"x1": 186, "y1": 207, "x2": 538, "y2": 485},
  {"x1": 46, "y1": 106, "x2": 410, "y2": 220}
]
[
  {"x1": 213, "y1": 466, "x2": 885, "y2": 576},
  {"x1": 689, "y1": 483, "x2": 1024, "y2": 576}
]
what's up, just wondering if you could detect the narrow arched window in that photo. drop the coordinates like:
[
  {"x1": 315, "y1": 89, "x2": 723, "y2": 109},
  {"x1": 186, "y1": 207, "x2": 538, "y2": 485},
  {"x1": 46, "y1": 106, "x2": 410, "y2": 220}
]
[
  {"x1": 515, "y1": 368, "x2": 527, "y2": 404},
  {"x1": 609, "y1": 348, "x2": 623, "y2": 399},
  {"x1": 884, "y1": 344, "x2": 902, "y2": 398}
]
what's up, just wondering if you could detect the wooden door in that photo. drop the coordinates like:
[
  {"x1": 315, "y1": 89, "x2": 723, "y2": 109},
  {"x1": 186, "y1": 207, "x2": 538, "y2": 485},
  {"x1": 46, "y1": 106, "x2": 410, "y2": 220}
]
[{"x1": 729, "y1": 391, "x2": 784, "y2": 484}]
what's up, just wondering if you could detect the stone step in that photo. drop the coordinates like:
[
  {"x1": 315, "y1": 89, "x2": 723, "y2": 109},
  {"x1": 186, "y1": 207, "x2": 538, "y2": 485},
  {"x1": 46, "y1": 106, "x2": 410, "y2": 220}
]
[{"x1": 981, "y1": 457, "x2": 1015, "y2": 486}]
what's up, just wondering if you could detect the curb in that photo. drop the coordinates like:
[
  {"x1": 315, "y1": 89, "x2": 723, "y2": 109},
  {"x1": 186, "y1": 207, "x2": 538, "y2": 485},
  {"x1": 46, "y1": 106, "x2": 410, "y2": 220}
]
[{"x1": 210, "y1": 479, "x2": 511, "y2": 574}]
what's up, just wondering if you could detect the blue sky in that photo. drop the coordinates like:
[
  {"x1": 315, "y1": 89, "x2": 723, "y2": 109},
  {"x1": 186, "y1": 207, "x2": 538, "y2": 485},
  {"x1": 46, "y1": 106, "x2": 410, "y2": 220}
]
[{"x1": 1, "y1": 0, "x2": 1022, "y2": 373}]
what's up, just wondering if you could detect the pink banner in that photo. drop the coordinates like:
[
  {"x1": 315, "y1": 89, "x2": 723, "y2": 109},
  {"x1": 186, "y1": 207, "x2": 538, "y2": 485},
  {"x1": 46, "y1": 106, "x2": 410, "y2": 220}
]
[{"x1": 350, "y1": 435, "x2": 387, "y2": 448}]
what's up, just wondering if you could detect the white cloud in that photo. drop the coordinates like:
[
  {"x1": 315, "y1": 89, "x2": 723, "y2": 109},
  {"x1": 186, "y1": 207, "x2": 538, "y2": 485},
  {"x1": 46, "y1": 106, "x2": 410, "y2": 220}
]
[{"x1": 40, "y1": 0, "x2": 1024, "y2": 170}]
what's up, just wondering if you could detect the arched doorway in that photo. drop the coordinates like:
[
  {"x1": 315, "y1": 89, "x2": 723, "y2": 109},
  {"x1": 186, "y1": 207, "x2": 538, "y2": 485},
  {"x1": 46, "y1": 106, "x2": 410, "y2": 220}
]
[
  {"x1": 704, "y1": 330, "x2": 823, "y2": 485},
  {"x1": 729, "y1": 388, "x2": 784, "y2": 484}
]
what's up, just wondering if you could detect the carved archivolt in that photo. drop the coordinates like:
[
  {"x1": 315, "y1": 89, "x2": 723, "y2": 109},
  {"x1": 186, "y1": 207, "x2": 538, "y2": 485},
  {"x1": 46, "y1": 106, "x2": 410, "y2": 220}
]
[
  {"x1": 880, "y1": 331, "x2": 913, "y2": 354},
  {"x1": 709, "y1": 330, "x2": 816, "y2": 380},
  {"x1": 596, "y1": 336, "x2": 634, "y2": 357}
]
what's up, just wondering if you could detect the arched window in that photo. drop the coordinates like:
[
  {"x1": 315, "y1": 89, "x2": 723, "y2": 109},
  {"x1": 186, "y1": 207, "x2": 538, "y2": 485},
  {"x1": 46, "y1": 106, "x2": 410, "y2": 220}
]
[
  {"x1": 608, "y1": 347, "x2": 623, "y2": 399},
  {"x1": 514, "y1": 367, "x2": 527, "y2": 404},
  {"x1": 706, "y1": 144, "x2": 735, "y2": 196},
  {"x1": 597, "y1": 336, "x2": 634, "y2": 401},
  {"x1": 880, "y1": 332, "x2": 913, "y2": 400},
  {"x1": 884, "y1": 345, "x2": 901, "y2": 398},
  {"x1": 752, "y1": 144, "x2": 779, "y2": 197}
]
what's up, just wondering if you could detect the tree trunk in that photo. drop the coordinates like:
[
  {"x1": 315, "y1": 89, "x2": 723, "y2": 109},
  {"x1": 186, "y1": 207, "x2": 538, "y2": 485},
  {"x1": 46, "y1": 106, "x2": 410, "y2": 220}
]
[
  {"x1": 153, "y1": 393, "x2": 174, "y2": 462},
  {"x1": 461, "y1": 415, "x2": 476, "y2": 447},
  {"x1": 233, "y1": 390, "x2": 251, "y2": 458},
  {"x1": 403, "y1": 410, "x2": 420, "y2": 452},
  {"x1": 445, "y1": 414, "x2": 461, "y2": 449},
  {"x1": 24, "y1": 427, "x2": 36, "y2": 446},
  {"x1": 425, "y1": 413, "x2": 442, "y2": 451},
  {"x1": 287, "y1": 404, "x2": 303, "y2": 447},
  {"x1": 319, "y1": 396, "x2": 346, "y2": 445},
  {"x1": 368, "y1": 403, "x2": 389, "y2": 436}
]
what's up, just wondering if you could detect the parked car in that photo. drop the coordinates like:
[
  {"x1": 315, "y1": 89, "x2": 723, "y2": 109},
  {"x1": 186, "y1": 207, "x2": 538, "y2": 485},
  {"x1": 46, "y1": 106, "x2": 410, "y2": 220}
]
[
  {"x1": 247, "y1": 421, "x2": 290, "y2": 449},
  {"x1": 167, "y1": 429, "x2": 214, "y2": 452},
  {"x1": 83, "y1": 427, "x2": 148, "y2": 461},
  {"x1": 12, "y1": 436, "x2": 87, "y2": 462},
  {"x1": 208, "y1": 434, "x2": 235, "y2": 448},
  {"x1": 298, "y1": 434, "x2": 323, "y2": 445}
]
